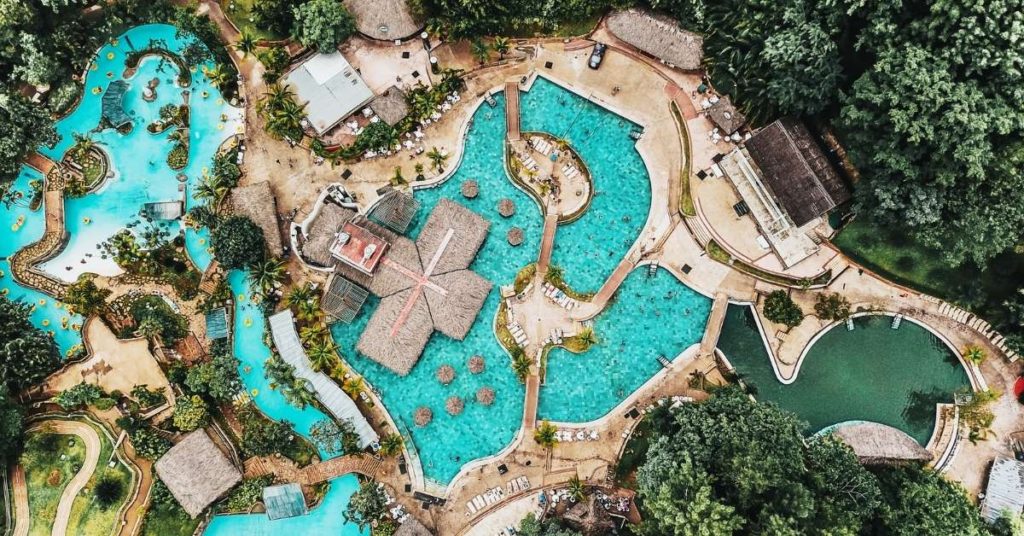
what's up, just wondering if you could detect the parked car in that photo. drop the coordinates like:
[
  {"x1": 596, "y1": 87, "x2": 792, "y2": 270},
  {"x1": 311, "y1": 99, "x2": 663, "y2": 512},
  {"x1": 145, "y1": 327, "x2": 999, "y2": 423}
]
[{"x1": 588, "y1": 43, "x2": 607, "y2": 69}]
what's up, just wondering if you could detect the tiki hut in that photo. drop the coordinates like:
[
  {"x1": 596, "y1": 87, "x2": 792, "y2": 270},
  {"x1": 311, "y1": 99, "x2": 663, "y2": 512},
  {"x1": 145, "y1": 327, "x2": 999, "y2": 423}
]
[
  {"x1": 498, "y1": 198, "x2": 515, "y2": 217},
  {"x1": 154, "y1": 430, "x2": 242, "y2": 518},
  {"x1": 343, "y1": 0, "x2": 423, "y2": 40},
  {"x1": 394, "y1": 516, "x2": 434, "y2": 536},
  {"x1": 563, "y1": 496, "x2": 616, "y2": 536},
  {"x1": 461, "y1": 180, "x2": 479, "y2": 199},
  {"x1": 414, "y1": 406, "x2": 433, "y2": 426},
  {"x1": 229, "y1": 181, "x2": 285, "y2": 256},
  {"x1": 300, "y1": 202, "x2": 358, "y2": 268},
  {"x1": 607, "y1": 9, "x2": 704, "y2": 71},
  {"x1": 830, "y1": 422, "x2": 932, "y2": 465},
  {"x1": 476, "y1": 387, "x2": 495, "y2": 406},
  {"x1": 320, "y1": 274, "x2": 370, "y2": 323},
  {"x1": 367, "y1": 187, "x2": 420, "y2": 234},
  {"x1": 370, "y1": 86, "x2": 412, "y2": 127},
  {"x1": 446, "y1": 396, "x2": 464, "y2": 415},
  {"x1": 468, "y1": 355, "x2": 485, "y2": 374},
  {"x1": 507, "y1": 227, "x2": 524, "y2": 246},
  {"x1": 707, "y1": 95, "x2": 746, "y2": 135},
  {"x1": 436, "y1": 364, "x2": 455, "y2": 385}
]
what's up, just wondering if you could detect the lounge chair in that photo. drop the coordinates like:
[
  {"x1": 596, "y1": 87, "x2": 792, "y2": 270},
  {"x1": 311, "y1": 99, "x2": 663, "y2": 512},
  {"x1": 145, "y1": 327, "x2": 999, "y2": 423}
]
[{"x1": 467, "y1": 501, "x2": 478, "y2": 514}]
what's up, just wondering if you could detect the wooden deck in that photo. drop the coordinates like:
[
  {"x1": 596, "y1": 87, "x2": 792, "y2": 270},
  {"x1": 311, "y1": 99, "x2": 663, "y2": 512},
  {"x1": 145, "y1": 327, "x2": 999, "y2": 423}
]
[
  {"x1": 244, "y1": 453, "x2": 382, "y2": 485},
  {"x1": 505, "y1": 81, "x2": 521, "y2": 141},
  {"x1": 699, "y1": 293, "x2": 729, "y2": 356},
  {"x1": 537, "y1": 214, "x2": 558, "y2": 273},
  {"x1": 24, "y1": 151, "x2": 56, "y2": 176},
  {"x1": 522, "y1": 374, "x2": 540, "y2": 430}
]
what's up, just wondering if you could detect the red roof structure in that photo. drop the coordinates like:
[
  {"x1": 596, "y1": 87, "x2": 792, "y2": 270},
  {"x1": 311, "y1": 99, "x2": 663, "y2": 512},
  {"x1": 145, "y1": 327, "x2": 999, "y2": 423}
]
[{"x1": 330, "y1": 221, "x2": 390, "y2": 275}]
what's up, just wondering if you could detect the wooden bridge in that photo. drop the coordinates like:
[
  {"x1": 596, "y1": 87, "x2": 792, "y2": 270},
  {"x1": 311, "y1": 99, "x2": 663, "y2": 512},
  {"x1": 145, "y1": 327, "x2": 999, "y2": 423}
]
[
  {"x1": 505, "y1": 81, "x2": 521, "y2": 141},
  {"x1": 699, "y1": 293, "x2": 730, "y2": 357},
  {"x1": 243, "y1": 453, "x2": 382, "y2": 485}
]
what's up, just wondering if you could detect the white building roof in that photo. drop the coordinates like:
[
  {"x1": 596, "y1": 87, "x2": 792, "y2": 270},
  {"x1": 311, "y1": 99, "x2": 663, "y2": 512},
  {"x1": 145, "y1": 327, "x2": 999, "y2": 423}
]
[
  {"x1": 268, "y1": 309, "x2": 379, "y2": 449},
  {"x1": 285, "y1": 52, "x2": 375, "y2": 135},
  {"x1": 982, "y1": 457, "x2": 1024, "y2": 523}
]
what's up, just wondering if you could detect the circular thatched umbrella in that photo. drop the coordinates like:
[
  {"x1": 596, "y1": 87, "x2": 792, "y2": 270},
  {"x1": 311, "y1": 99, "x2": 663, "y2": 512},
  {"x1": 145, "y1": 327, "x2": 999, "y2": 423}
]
[
  {"x1": 461, "y1": 180, "x2": 479, "y2": 199},
  {"x1": 446, "y1": 396, "x2": 464, "y2": 416},
  {"x1": 507, "y1": 227, "x2": 524, "y2": 246},
  {"x1": 476, "y1": 387, "x2": 495, "y2": 406},
  {"x1": 414, "y1": 407, "x2": 433, "y2": 427},
  {"x1": 498, "y1": 198, "x2": 516, "y2": 217},
  {"x1": 468, "y1": 355, "x2": 485, "y2": 374},
  {"x1": 436, "y1": 364, "x2": 456, "y2": 385}
]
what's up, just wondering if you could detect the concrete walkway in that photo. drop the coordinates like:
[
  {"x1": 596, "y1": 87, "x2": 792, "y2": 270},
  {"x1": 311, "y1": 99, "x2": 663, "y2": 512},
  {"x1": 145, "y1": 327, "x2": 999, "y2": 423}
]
[{"x1": 48, "y1": 420, "x2": 101, "y2": 536}]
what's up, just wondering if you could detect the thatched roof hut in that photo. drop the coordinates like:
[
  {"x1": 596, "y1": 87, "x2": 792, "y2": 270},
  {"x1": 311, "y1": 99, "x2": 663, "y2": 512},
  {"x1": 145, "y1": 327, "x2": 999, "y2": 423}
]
[
  {"x1": 343, "y1": 0, "x2": 423, "y2": 40},
  {"x1": 707, "y1": 95, "x2": 746, "y2": 135},
  {"x1": 830, "y1": 422, "x2": 932, "y2": 465},
  {"x1": 417, "y1": 199, "x2": 489, "y2": 273},
  {"x1": 507, "y1": 227, "x2": 524, "y2": 246},
  {"x1": 394, "y1": 516, "x2": 434, "y2": 536},
  {"x1": 564, "y1": 496, "x2": 616, "y2": 535},
  {"x1": 498, "y1": 198, "x2": 515, "y2": 217},
  {"x1": 436, "y1": 364, "x2": 455, "y2": 385},
  {"x1": 461, "y1": 180, "x2": 479, "y2": 199},
  {"x1": 357, "y1": 287, "x2": 434, "y2": 375},
  {"x1": 154, "y1": 430, "x2": 242, "y2": 518},
  {"x1": 414, "y1": 406, "x2": 433, "y2": 426},
  {"x1": 468, "y1": 355, "x2": 485, "y2": 374},
  {"x1": 321, "y1": 274, "x2": 370, "y2": 323},
  {"x1": 607, "y1": 9, "x2": 704, "y2": 71},
  {"x1": 446, "y1": 396, "x2": 464, "y2": 415},
  {"x1": 476, "y1": 387, "x2": 495, "y2": 405},
  {"x1": 300, "y1": 202, "x2": 358, "y2": 268},
  {"x1": 229, "y1": 181, "x2": 284, "y2": 255},
  {"x1": 370, "y1": 86, "x2": 411, "y2": 127},
  {"x1": 367, "y1": 187, "x2": 420, "y2": 234},
  {"x1": 744, "y1": 117, "x2": 850, "y2": 227}
]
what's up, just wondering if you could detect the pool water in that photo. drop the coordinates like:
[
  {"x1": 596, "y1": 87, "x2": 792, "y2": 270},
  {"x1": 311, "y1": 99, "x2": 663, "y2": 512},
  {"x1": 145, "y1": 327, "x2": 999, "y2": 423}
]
[
  {"x1": 38, "y1": 24, "x2": 242, "y2": 281},
  {"x1": 519, "y1": 77, "x2": 651, "y2": 294},
  {"x1": 719, "y1": 307, "x2": 972, "y2": 444},
  {"x1": 0, "y1": 167, "x2": 84, "y2": 357},
  {"x1": 539, "y1": 267, "x2": 711, "y2": 422},
  {"x1": 203, "y1": 474, "x2": 369, "y2": 536}
]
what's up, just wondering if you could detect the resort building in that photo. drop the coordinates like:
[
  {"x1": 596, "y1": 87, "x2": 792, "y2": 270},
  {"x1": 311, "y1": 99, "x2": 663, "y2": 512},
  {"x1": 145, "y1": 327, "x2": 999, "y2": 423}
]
[
  {"x1": 342, "y1": 0, "x2": 423, "y2": 41},
  {"x1": 706, "y1": 96, "x2": 746, "y2": 136},
  {"x1": 262, "y1": 483, "x2": 308, "y2": 520},
  {"x1": 717, "y1": 117, "x2": 850, "y2": 268},
  {"x1": 101, "y1": 80, "x2": 131, "y2": 129},
  {"x1": 830, "y1": 422, "x2": 932, "y2": 465},
  {"x1": 371, "y1": 86, "x2": 412, "y2": 127},
  {"x1": 981, "y1": 457, "x2": 1024, "y2": 523},
  {"x1": 285, "y1": 51, "x2": 375, "y2": 136},
  {"x1": 607, "y1": 9, "x2": 704, "y2": 71},
  {"x1": 229, "y1": 181, "x2": 285, "y2": 257},
  {"x1": 154, "y1": 430, "x2": 242, "y2": 518},
  {"x1": 268, "y1": 309, "x2": 380, "y2": 448}
]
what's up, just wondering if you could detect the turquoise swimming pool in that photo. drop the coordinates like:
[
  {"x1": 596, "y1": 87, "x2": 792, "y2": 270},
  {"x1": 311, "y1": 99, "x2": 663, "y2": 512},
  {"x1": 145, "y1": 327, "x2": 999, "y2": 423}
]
[
  {"x1": 539, "y1": 267, "x2": 710, "y2": 422},
  {"x1": 38, "y1": 23, "x2": 241, "y2": 281},
  {"x1": 204, "y1": 474, "x2": 368, "y2": 536},
  {"x1": 719, "y1": 307, "x2": 971, "y2": 444}
]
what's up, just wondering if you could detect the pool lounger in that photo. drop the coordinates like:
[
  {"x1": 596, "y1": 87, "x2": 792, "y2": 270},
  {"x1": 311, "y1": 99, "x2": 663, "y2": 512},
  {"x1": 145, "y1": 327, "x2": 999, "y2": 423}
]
[{"x1": 467, "y1": 500, "x2": 478, "y2": 514}]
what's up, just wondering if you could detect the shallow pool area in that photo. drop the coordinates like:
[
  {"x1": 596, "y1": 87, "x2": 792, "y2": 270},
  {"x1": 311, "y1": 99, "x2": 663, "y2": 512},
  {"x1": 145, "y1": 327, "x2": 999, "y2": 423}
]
[
  {"x1": 539, "y1": 267, "x2": 710, "y2": 422},
  {"x1": 719, "y1": 307, "x2": 971, "y2": 444},
  {"x1": 38, "y1": 24, "x2": 242, "y2": 282},
  {"x1": 203, "y1": 474, "x2": 369, "y2": 536}
]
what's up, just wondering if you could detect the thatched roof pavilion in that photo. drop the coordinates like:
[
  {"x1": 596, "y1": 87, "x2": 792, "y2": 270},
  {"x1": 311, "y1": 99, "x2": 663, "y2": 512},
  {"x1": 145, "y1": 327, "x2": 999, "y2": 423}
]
[
  {"x1": 707, "y1": 95, "x2": 746, "y2": 135},
  {"x1": 498, "y1": 198, "x2": 515, "y2": 217},
  {"x1": 300, "y1": 202, "x2": 359, "y2": 268},
  {"x1": 830, "y1": 422, "x2": 932, "y2": 465},
  {"x1": 154, "y1": 430, "x2": 242, "y2": 518},
  {"x1": 370, "y1": 86, "x2": 412, "y2": 127},
  {"x1": 461, "y1": 180, "x2": 479, "y2": 199},
  {"x1": 343, "y1": 0, "x2": 423, "y2": 40},
  {"x1": 607, "y1": 9, "x2": 704, "y2": 71},
  {"x1": 476, "y1": 387, "x2": 495, "y2": 405},
  {"x1": 229, "y1": 181, "x2": 284, "y2": 255},
  {"x1": 394, "y1": 516, "x2": 433, "y2": 536},
  {"x1": 321, "y1": 273, "x2": 370, "y2": 323},
  {"x1": 367, "y1": 187, "x2": 420, "y2": 234},
  {"x1": 414, "y1": 406, "x2": 432, "y2": 426},
  {"x1": 507, "y1": 227, "x2": 524, "y2": 246}
]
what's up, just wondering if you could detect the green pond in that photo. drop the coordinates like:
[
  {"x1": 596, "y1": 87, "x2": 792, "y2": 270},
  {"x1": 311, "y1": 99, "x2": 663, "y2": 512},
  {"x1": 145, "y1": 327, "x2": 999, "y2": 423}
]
[{"x1": 719, "y1": 306, "x2": 971, "y2": 444}]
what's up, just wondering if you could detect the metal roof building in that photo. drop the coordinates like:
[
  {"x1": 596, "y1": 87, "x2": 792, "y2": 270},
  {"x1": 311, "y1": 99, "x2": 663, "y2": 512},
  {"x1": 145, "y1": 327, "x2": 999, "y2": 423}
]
[
  {"x1": 285, "y1": 52, "x2": 375, "y2": 135},
  {"x1": 982, "y1": 457, "x2": 1024, "y2": 523},
  {"x1": 263, "y1": 483, "x2": 308, "y2": 520},
  {"x1": 204, "y1": 307, "x2": 229, "y2": 341},
  {"x1": 321, "y1": 274, "x2": 370, "y2": 323},
  {"x1": 102, "y1": 80, "x2": 132, "y2": 129},
  {"x1": 267, "y1": 309, "x2": 379, "y2": 448}
]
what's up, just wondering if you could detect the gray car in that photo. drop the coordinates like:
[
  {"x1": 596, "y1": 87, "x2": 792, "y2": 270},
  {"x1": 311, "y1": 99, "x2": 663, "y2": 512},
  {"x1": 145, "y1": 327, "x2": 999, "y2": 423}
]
[{"x1": 588, "y1": 43, "x2": 607, "y2": 69}]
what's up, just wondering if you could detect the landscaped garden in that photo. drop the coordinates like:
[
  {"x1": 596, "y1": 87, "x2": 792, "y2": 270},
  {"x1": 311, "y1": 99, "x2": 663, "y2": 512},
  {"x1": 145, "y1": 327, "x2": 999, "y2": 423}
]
[
  {"x1": 21, "y1": 429, "x2": 85, "y2": 536},
  {"x1": 64, "y1": 421, "x2": 136, "y2": 536}
]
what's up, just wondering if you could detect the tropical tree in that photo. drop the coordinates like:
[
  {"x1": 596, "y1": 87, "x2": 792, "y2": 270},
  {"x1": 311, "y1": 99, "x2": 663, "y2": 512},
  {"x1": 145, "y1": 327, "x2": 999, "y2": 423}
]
[
  {"x1": 310, "y1": 419, "x2": 359, "y2": 456},
  {"x1": 234, "y1": 30, "x2": 257, "y2": 57},
  {"x1": 93, "y1": 474, "x2": 124, "y2": 508},
  {"x1": 185, "y1": 350, "x2": 241, "y2": 402},
  {"x1": 0, "y1": 385, "x2": 25, "y2": 461},
  {"x1": 211, "y1": 216, "x2": 266, "y2": 269},
  {"x1": 300, "y1": 323, "x2": 329, "y2": 346},
  {"x1": 470, "y1": 38, "x2": 490, "y2": 64},
  {"x1": 64, "y1": 277, "x2": 111, "y2": 316},
  {"x1": 251, "y1": 0, "x2": 295, "y2": 37},
  {"x1": 0, "y1": 295, "x2": 61, "y2": 391},
  {"x1": 511, "y1": 351, "x2": 531, "y2": 381},
  {"x1": 378, "y1": 433, "x2": 403, "y2": 457},
  {"x1": 249, "y1": 257, "x2": 287, "y2": 296},
  {"x1": 291, "y1": 0, "x2": 356, "y2": 51},
  {"x1": 70, "y1": 132, "x2": 95, "y2": 160},
  {"x1": 53, "y1": 382, "x2": 103, "y2": 410},
  {"x1": 567, "y1": 475, "x2": 585, "y2": 502},
  {"x1": 206, "y1": 63, "x2": 231, "y2": 90},
  {"x1": 963, "y1": 345, "x2": 986, "y2": 366},
  {"x1": 342, "y1": 376, "x2": 364, "y2": 399},
  {"x1": 534, "y1": 420, "x2": 557, "y2": 449},
  {"x1": 344, "y1": 479, "x2": 389, "y2": 530},
  {"x1": 577, "y1": 327, "x2": 596, "y2": 347},
  {"x1": 172, "y1": 395, "x2": 211, "y2": 432},
  {"x1": 194, "y1": 174, "x2": 231, "y2": 209},
  {"x1": 295, "y1": 297, "x2": 322, "y2": 323},
  {"x1": 492, "y1": 36, "x2": 510, "y2": 59},
  {"x1": 426, "y1": 147, "x2": 448, "y2": 172},
  {"x1": 287, "y1": 283, "x2": 314, "y2": 308},
  {"x1": 307, "y1": 340, "x2": 338, "y2": 372},
  {"x1": 763, "y1": 290, "x2": 803, "y2": 328}
]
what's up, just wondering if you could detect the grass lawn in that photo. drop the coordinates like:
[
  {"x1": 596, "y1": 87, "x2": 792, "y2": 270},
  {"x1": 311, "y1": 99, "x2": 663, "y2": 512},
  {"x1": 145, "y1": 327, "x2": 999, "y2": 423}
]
[
  {"x1": 22, "y1": 431, "x2": 85, "y2": 536},
  {"x1": 65, "y1": 421, "x2": 135, "y2": 536},
  {"x1": 219, "y1": 0, "x2": 285, "y2": 41},
  {"x1": 141, "y1": 501, "x2": 201, "y2": 536}
]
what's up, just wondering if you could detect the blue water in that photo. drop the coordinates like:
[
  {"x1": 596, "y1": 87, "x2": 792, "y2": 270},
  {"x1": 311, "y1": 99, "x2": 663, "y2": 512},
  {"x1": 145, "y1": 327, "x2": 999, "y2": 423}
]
[
  {"x1": 539, "y1": 267, "x2": 711, "y2": 422},
  {"x1": 204, "y1": 474, "x2": 369, "y2": 536},
  {"x1": 38, "y1": 24, "x2": 241, "y2": 281},
  {"x1": 519, "y1": 77, "x2": 651, "y2": 293},
  {"x1": 0, "y1": 167, "x2": 84, "y2": 357}
]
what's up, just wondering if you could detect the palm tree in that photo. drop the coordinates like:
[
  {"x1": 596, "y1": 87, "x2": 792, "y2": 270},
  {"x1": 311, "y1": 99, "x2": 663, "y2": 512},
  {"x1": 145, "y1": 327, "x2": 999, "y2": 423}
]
[
  {"x1": 261, "y1": 84, "x2": 294, "y2": 110},
  {"x1": 577, "y1": 327, "x2": 596, "y2": 347},
  {"x1": 567, "y1": 475, "x2": 586, "y2": 502},
  {"x1": 493, "y1": 37, "x2": 510, "y2": 59},
  {"x1": 512, "y1": 352, "x2": 531, "y2": 381},
  {"x1": 71, "y1": 133, "x2": 95, "y2": 160},
  {"x1": 206, "y1": 64, "x2": 231, "y2": 89},
  {"x1": 287, "y1": 284, "x2": 314, "y2": 308},
  {"x1": 307, "y1": 340, "x2": 338, "y2": 372},
  {"x1": 300, "y1": 323, "x2": 329, "y2": 346},
  {"x1": 534, "y1": 420, "x2": 558, "y2": 449},
  {"x1": 283, "y1": 378, "x2": 316, "y2": 408},
  {"x1": 963, "y1": 345, "x2": 986, "y2": 365},
  {"x1": 689, "y1": 369, "x2": 708, "y2": 391},
  {"x1": 470, "y1": 38, "x2": 490, "y2": 65},
  {"x1": 249, "y1": 257, "x2": 287, "y2": 296},
  {"x1": 342, "y1": 377, "x2": 364, "y2": 399},
  {"x1": 545, "y1": 265, "x2": 564, "y2": 284},
  {"x1": 296, "y1": 297, "x2": 321, "y2": 323},
  {"x1": 426, "y1": 147, "x2": 448, "y2": 172},
  {"x1": 378, "y1": 433, "x2": 403, "y2": 457},
  {"x1": 194, "y1": 174, "x2": 230, "y2": 209},
  {"x1": 235, "y1": 30, "x2": 257, "y2": 57}
]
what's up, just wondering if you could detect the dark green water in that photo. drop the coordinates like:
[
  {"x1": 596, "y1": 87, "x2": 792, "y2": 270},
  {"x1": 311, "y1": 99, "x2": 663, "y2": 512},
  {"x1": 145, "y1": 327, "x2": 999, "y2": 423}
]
[{"x1": 719, "y1": 306, "x2": 971, "y2": 444}]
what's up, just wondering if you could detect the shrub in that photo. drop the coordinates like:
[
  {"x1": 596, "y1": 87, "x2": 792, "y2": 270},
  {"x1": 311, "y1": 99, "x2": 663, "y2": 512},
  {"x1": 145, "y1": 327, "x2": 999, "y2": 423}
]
[
  {"x1": 167, "y1": 143, "x2": 189, "y2": 170},
  {"x1": 763, "y1": 290, "x2": 803, "y2": 328},
  {"x1": 239, "y1": 407, "x2": 294, "y2": 457},
  {"x1": 130, "y1": 296, "x2": 189, "y2": 344},
  {"x1": 131, "y1": 385, "x2": 167, "y2": 408},
  {"x1": 94, "y1": 474, "x2": 125, "y2": 508},
  {"x1": 211, "y1": 216, "x2": 266, "y2": 269},
  {"x1": 222, "y1": 475, "x2": 273, "y2": 511},
  {"x1": 172, "y1": 395, "x2": 210, "y2": 432},
  {"x1": 130, "y1": 426, "x2": 171, "y2": 460},
  {"x1": 53, "y1": 382, "x2": 103, "y2": 410},
  {"x1": 94, "y1": 397, "x2": 116, "y2": 411},
  {"x1": 813, "y1": 293, "x2": 851, "y2": 321}
]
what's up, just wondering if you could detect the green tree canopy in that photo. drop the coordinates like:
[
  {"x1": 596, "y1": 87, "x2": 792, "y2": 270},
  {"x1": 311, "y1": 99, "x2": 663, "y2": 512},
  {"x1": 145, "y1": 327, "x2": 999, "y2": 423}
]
[
  {"x1": 64, "y1": 277, "x2": 111, "y2": 317},
  {"x1": 762, "y1": 290, "x2": 803, "y2": 328},
  {"x1": 0, "y1": 92, "x2": 59, "y2": 185},
  {"x1": 184, "y1": 350, "x2": 241, "y2": 402},
  {"x1": 172, "y1": 394, "x2": 211, "y2": 432},
  {"x1": 0, "y1": 384, "x2": 25, "y2": 461},
  {"x1": 291, "y1": 0, "x2": 356, "y2": 51},
  {"x1": 211, "y1": 215, "x2": 266, "y2": 269},
  {"x1": 0, "y1": 295, "x2": 61, "y2": 391}
]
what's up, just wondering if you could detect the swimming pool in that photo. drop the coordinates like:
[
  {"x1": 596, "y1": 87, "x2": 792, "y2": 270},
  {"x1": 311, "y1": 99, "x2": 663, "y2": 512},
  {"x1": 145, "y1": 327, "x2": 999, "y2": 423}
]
[
  {"x1": 539, "y1": 267, "x2": 710, "y2": 422},
  {"x1": 719, "y1": 306, "x2": 972, "y2": 444},
  {"x1": 38, "y1": 24, "x2": 242, "y2": 281},
  {"x1": 204, "y1": 474, "x2": 368, "y2": 536}
]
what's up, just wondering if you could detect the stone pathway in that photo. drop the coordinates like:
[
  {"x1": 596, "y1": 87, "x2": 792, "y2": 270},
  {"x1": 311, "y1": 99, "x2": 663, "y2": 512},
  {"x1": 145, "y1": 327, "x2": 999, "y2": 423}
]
[
  {"x1": 243, "y1": 454, "x2": 382, "y2": 485},
  {"x1": 10, "y1": 190, "x2": 70, "y2": 300},
  {"x1": 10, "y1": 465, "x2": 28, "y2": 536},
  {"x1": 46, "y1": 420, "x2": 101, "y2": 536}
]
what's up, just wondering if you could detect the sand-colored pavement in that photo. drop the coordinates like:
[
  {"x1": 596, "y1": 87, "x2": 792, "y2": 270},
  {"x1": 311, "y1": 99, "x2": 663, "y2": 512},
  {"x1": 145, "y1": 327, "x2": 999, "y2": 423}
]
[{"x1": 10, "y1": 465, "x2": 29, "y2": 536}]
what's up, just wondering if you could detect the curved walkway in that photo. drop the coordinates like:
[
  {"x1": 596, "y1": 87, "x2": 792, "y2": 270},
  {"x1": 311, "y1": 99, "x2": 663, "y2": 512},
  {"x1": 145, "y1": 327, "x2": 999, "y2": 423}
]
[
  {"x1": 242, "y1": 454, "x2": 382, "y2": 485},
  {"x1": 10, "y1": 465, "x2": 28, "y2": 536}
]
